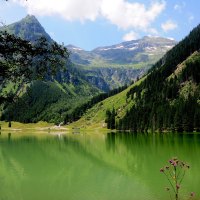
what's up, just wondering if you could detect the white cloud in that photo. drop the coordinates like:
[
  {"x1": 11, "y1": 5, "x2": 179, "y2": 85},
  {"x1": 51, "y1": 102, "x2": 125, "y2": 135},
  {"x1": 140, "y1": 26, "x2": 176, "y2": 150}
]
[
  {"x1": 189, "y1": 15, "x2": 194, "y2": 22},
  {"x1": 174, "y1": 2, "x2": 185, "y2": 12},
  {"x1": 13, "y1": 0, "x2": 166, "y2": 30},
  {"x1": 167, "y1": 37, "x2": 175, "y2": 41},
  {"x1": 123, "y1": 31, "x2": 139, "y2": 41},
  {"x1": 101, "y1": 0, "x2": 166, "y2": 30},
  {"x1": 161, "y1": 20, "x2": 177, "y2": 32},
  {"x1": 174, "y1": 4, "x2": 181, "y2": 11},
  {"x1": 14, "y1": 0, "x2": 102, "y2": 21}
]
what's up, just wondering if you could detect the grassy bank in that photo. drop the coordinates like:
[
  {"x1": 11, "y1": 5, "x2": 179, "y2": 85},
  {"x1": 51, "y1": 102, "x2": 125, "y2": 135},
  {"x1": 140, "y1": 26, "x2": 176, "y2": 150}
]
[
  {"x1": 69, "y1": 77, "x2": 146, "y2": 129},
  {"x1": 0, "y1": 121, "x2": 53, "y2": 130}
]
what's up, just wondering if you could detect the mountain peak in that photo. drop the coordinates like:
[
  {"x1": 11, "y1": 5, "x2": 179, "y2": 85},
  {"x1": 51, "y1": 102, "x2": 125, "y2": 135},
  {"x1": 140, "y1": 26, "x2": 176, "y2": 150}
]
[
  {"x1": 92, "y1": 36, "x2": 176, "y2": 53},
  {"x1": 66, "y1": 44, "x2": 83, "y2": 51},
  {"x1": 22, "y1": 14, "x2": 38, "y2": 23},
  {"x1": 1, "y1": 15, "x2": 52, "y2": 42}
]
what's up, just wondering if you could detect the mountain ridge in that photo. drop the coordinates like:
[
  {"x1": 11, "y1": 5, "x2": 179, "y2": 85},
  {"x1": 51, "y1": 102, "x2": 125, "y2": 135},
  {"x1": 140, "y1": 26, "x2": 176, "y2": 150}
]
[
  {"x1": 70, "y1": 24, "x2": 200, "y2": 132},
  {"x1": 67, "y1": 34, "x2": 176, "y2": 90},
  {"x1": 68, "y1": 35, "x2": 176, "y2": 65},
  {"x1": 1, "y1": 15, "x2": 177, "y2": 91},
  {"x1": 92, "y1": 36, "x2": 175, "y2": 52},
  {"x1": 66, "y1": 35, "x2": 175, "y2": 52}
]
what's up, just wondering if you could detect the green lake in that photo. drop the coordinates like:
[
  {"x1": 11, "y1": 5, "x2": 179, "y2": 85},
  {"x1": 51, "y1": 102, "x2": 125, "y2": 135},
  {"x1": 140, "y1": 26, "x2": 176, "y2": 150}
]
[{"x1": 0, "y1": 131, "x2": 199, "y2": 200}]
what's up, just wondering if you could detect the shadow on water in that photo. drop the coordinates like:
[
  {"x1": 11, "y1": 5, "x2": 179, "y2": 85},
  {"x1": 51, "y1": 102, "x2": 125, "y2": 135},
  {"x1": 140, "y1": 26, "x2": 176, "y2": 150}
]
[
  {"x1": 8, "y1": 132, "x2": 11, "y2": 141},
  {"x1": 105, "y1": 132, "x2": 116, "y2": 152},
  {"x1": 105, "y1": 131, "x2": 200, "y2": 153}
]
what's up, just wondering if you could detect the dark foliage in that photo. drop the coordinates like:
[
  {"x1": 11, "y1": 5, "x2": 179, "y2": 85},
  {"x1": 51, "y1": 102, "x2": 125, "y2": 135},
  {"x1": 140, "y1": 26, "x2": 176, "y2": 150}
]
[
  {"x1": 105, "y1": 108, "x2": 116, "y2": 129},
  {"x1": 0, "y1": 31, "x2": 69, "y2": 103},
  {"x1": 113, "y1": 24, "x2": 200, "y2": 132}
]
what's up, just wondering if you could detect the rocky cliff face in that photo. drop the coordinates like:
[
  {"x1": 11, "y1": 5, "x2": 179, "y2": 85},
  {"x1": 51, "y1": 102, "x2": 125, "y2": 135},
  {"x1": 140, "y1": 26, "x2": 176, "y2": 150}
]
[
  {"x1": 67, "y1": 37, "x2": 176, "y2": 91},
  {"x1": 81, "y1": 67, "x2": 146, "y2": 91}
]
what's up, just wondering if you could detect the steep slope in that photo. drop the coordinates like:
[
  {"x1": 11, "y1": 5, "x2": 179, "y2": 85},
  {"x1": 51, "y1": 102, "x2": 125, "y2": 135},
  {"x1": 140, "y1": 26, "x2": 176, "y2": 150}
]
[
  {"x1": 72, "y1": 24, "x2": 200, "y2": 132},
  {"x1": 69, "y1": 77, "x2": 145, "y2": 129},
  {"x1": 2, "y1": 77, "x2": 99, "y2": 123},
  {"x1": 118, "y1": 51, "x2": 200, "y2": 132},
  {"x1": 0, "y1": 15, "x2": 100, "y2": 124},
  {"x1": 68, "y1": 37, "x2": 176, "y2": 90},
  {"x1": 1, "y1": 15, "x2": 52, "y2": 42}
]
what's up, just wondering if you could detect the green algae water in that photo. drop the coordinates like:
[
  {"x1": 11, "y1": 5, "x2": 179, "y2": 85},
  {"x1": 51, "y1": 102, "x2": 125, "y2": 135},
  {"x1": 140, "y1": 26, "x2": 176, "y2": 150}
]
[{"x1": 0, "y1": 132, "x2": 200, "y2": 200}]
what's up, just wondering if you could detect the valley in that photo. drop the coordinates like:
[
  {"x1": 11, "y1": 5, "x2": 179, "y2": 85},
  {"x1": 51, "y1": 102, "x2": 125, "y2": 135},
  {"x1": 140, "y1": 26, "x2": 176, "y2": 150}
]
[
  {"x1": 0, "y1": 15, "x2": 199, "y2": 132},
  {"x1": 70, "y1": 24, "x2": 200, "y2": 132},
  {"x1": 0, "y1": 15, "x2": 175, "y2": 124}
]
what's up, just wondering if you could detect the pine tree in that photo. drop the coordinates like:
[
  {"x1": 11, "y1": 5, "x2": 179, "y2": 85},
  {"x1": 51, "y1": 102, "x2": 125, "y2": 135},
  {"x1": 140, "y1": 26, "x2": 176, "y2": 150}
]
[
  {"x1": 105, "y1": 109, "x2": 112, "y2": 129},
  {"x1": 110, "y1": 108, "x2": 116, "y2": 130},
  {"x1": 174, "y1": 110, "x2": 183, "y2": 133}
]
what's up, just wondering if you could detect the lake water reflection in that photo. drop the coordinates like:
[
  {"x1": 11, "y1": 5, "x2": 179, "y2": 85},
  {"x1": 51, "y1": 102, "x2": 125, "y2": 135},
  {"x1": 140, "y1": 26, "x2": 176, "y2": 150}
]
[{"x1": 0, "y1": 131, "x2": 199, "y2": 200}]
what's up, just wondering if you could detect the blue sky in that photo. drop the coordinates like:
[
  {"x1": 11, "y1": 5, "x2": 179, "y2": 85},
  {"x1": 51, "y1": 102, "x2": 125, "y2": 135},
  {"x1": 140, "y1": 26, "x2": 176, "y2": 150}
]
[{"x1": 0, "y1": 0, "x2": 199, "y2": 50}]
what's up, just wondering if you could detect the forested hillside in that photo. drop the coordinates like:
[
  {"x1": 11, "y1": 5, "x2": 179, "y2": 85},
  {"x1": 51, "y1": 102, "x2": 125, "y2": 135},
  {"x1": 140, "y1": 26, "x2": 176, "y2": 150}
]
[
  {"x1": 0, "y1": 15, "x2": 176, "y2": 124},
  {"x1": 1, "y1": 77, "x2": 99, "y2": 123},
  {"x1": 1, "y1": 14, "x2": 199, "y2": 128},
  {"x1": 116, "y1": 24, "x2": 200, "y2": 132},
  {"x1": 73, "y1": 24, "x2": 200, "y2": 132},
  {"x1": 0, "y1": 15, "x2": 100, "y2": 124}
]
